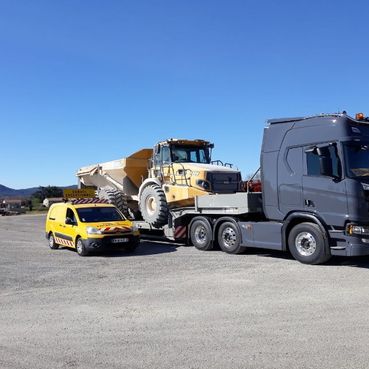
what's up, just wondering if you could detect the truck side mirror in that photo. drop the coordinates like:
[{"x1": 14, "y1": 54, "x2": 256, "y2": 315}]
[{"x1": 319, "y1": 156, "x2": 334, "y2": 177}]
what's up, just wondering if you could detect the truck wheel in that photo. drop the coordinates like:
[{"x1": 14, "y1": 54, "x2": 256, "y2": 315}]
[
  {"x1": 48, "y1": 233, "x2": 59, "y2": 249},
  {"x1": 190, "y1": 218, "x2": 213, "y2": 251},
  {"x1": 217, "y1": 221, "x2": 245, "y2": 254},
  {"x1": 76, "y1": 238, "x2": 89, "y2": 256},
  {"x1": 98, "y1": 186, "x2": 129, "y2": 217},
  {"x1": 139, "y1": 185, "x2": 169, "y2": 228},
  {"x1": 288, "y1": 222, "x2": 331, "y2": 265}
]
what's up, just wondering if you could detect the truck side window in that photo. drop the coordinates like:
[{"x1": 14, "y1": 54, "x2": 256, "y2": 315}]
[
  {"x1": 306, "y1": 145, "x2": 341, "y2": 177},
  {"x1": 66, "y1": 208, "x2": 76, "y2": 224}
]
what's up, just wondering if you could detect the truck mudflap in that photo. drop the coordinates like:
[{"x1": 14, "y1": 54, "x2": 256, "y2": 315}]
[{"x1": 328, "y1": 231, "x2": 369, "y2": 257}]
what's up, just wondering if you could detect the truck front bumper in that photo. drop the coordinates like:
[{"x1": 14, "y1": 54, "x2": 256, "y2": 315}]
[{"x1": 329, "y1": 231, "x2": 369, "y2": 257}]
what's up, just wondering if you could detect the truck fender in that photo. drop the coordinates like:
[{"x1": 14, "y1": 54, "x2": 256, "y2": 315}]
[
  {"x1": 282, "y1": 212, "x2": 329, "y2": 252},
  {"x1": 213, "y1": 217, "x2": 242, "y2": 243},
  {"x1": 138, "y1": 178, "x2": 162, "y2": 204}
]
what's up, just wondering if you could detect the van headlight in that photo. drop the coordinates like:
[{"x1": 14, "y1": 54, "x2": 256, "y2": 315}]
[
  {"x1": 131, "y1": 225, "x2": 138, "y2": 232},
  {"x1": 346, "y1": 224, "x2": 369, "y2": 236},
  {"x1": 86, "y1": 226, "x2": 102, "y2": 235}
]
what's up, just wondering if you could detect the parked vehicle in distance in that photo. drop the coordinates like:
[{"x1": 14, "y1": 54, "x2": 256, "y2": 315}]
[{"x1": 45, "y1": 199, "x2": 140, "y2": 256}]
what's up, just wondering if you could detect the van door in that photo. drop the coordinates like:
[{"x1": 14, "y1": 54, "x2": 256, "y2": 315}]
[
  {"x1": 55, "y1": 207, "x2": 78, "y2": 248},
  {"x1": 302, "y1": 143, "x2": 348, "y2": 227}
]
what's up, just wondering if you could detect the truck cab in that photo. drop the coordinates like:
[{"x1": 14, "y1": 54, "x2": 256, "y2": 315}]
[{"x1": 261, "y1": 113, "x2": 369, "y2": 260}]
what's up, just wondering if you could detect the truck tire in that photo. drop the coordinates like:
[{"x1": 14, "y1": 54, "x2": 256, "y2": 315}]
[
  {"x1": 288, "y1": 222, "x2": 331, "y2": 265},
  {"x1": 217, "y1": 221, "x2": 245, "y2": 254},
  {"x1": 98, "y1": 186, "x2": 129, "y2": 217},
  {"x1": 190, "y1": 218, "x2": 213, "y2": 251},
  {"x1": 139, "y1": 185, "x2": 169, "y2": 228}
]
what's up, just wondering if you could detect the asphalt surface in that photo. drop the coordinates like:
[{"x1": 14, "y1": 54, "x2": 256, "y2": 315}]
[{"x1": 1, "y1": 215, "x2": 369, "y2": 369}]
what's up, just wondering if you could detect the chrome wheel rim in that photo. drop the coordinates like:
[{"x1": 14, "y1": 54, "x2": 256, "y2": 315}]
[
  {"x1": 49, "y1": 234, "x2": 54, "y2": 248},
  {"x1": 194, "y1": 225, "x2": 207, "y2": 245},
  {"x1": 222, "y1": 227, "x2": 237, "y2": 248},
  {"x1": 295, "y1": 232, "x2": 317, "y2": 256},
  {"x1": 76, "y1": 240, "x2": 83, "y2": 254}
]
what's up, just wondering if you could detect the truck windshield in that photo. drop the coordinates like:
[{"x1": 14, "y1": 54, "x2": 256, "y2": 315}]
[
  {"x1": 76, "y1": 207, "x2": 124, "y2": 223},
  {"x1": 343, "y1": 142, "x2": 369, "y2": 178},
  {"x1": 170, "y1": 145, "x2": 210, "y2": 164}
]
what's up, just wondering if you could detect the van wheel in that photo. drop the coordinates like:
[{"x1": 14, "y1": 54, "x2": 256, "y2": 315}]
[
  {"x1": 288, "y1": 222, "x2": 331, "y2": 265},
  {"x1": 190, "y1": 218, "x2": 213, "y2": 251},
  {"x1": 48, "y1": 233, "x2": 59, "y2": 249},
  {"x1": 217, "y1": 222, "x2": 245, "y2": 254},
  {"x1": 76, "y1": 238, "x2": 88, "y2": 256}
]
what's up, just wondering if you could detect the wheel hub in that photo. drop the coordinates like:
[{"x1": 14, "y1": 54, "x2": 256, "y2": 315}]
[
  {"x1": 194, "y1": 226, "x2": 207, "y2": 245},
  {"x1": 146, "y1": 196, "x2": 157, "y2": 216},
  {"x1": 295, "y1": 232, "x2": 317, "y2": 256},
  {"x1": 222, "y1": 227, "x2": 237, "y2": 247}
]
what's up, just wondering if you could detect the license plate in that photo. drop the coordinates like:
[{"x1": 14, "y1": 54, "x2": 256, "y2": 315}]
[{"x1": 111, "y1": 238, "x2": 129, "y2": 244}]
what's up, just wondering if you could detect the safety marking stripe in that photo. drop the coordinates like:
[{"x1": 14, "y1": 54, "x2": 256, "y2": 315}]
[
  {"x1": 55, "y1": 237, "x2": 74, "y2": 247},
  {"x1": 174, "y1": 226, "x2": 187, "y2": 239}
]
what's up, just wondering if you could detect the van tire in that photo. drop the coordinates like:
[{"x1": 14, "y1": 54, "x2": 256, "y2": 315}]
[
  {"x1": 98, "y1": 186, "x2": 129, "y2": 217},
  {"x1": 76, "y1": 238, "x2": 88, "y2": 256},
  {"x1": 48, "y1": 233, "x2": 59, "y2": 249}
]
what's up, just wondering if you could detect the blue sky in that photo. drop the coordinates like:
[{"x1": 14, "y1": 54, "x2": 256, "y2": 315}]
[{"x1": 1, "y1": 0, "x2": 369, "y2": 188}]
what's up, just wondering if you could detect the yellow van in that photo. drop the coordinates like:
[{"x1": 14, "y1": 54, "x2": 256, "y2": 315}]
[{"x1": 45, "y1": 200, "x2": 140, "y2": 256}]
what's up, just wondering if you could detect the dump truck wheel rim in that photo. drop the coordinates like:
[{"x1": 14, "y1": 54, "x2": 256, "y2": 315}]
[
  {"x1": 295, "y1": 232, "x2": 316, "y2": 256},
  {"x1": 222, "y1": 226, "x2": 237, "y2": 248},
  {"x1": 194, "y1": 225, "x2": 207, "y2": 245},
  {"x1": 146, "y1": 196, "x2": 157, "y2": 216}
]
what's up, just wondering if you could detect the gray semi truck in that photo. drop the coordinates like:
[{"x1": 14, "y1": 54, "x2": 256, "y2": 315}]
[{"x1": 137, "y1": 112, "x2": 369, "y2": 264}]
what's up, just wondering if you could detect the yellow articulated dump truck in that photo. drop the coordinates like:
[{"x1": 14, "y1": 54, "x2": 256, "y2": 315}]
[{"x1": 76, "y1": 139, "x2": 242, "y2": 227}]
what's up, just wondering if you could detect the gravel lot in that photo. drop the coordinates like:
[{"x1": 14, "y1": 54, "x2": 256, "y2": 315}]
[{"x1": 1, "y1": 214, "x2": 369, "y2": 369}]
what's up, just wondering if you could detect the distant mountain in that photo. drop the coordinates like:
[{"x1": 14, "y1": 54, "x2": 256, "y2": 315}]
[{"x1": 0, "y1": 184, "x2": 77, "y2": 198}]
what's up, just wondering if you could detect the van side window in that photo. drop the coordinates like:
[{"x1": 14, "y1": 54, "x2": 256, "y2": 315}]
[
  {"x1": 306, "y1": 145, "x2": 341, "y2": 177},
  {"x1": 66, "y1": 208, "x2": 76, "y2": 223}
]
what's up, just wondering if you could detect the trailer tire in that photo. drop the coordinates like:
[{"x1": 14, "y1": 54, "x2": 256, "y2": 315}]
[
  {"x1": 139, "y1": 185, "x2": 169, "y2": 228},
  {"x1": 190, "y1": 218, "x2": 213, "y2": 251},
  {"x1": 98, "y1": 186, "x2": 129, "y2": 217},
  {"x1": 288, "y1": 222, "x2": 331, "y2": 265},
  {"x1": 217, "y1": 221, "x2": 245, "y2": 254}
]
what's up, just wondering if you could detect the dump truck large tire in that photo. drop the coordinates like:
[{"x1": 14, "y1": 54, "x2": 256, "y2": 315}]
[
  {"x1": 98, "y1": 186, "x2": 129, "y2": 217},
  {"x1": 139, "y1": 185, "x2": 169, "y2": 227}
]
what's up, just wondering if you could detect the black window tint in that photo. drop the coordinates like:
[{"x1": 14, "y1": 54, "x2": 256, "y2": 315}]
[
  {"x1": 66, "y1": 208, "x2": 76, "y2": 223},
  {"x1": 306, "y1": 152, "x2": 321, "y2": 176}
]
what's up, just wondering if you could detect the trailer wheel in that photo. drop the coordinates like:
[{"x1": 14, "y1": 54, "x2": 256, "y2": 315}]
[
  {"x1": 139, "y1": 185, "x2": 169, "y2": 228},
  {"x1": 48, "y1": 233, "x2": 59, "y2": 249},
  {"x1": 217, "y1": 221, "x2": 245, "y2": 254},
  {"x1": 288, "y1": 222, "x2": 331, "y2": 265},
  {"x1": 98, "y1": 186, "x2": 129, "y2": 217},
  {"x1": 190, "y1": 218, "x2": 213, "y2": 251}
]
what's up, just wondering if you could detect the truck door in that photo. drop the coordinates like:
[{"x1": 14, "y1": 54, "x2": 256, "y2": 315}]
[{"x1": 302, "y1": 143, "x2": 348, "y2": 227}]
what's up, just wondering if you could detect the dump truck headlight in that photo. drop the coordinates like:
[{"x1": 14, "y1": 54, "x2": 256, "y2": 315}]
[
  {"x1": 346, "y1": 224, "x2": 369, "y2": 236},
  {"x1": 196, "y1": 179, "x2": 210, "y2": 190},
  {"x1": 86, "y1": 226, "x2": 102, "y2": 235}
]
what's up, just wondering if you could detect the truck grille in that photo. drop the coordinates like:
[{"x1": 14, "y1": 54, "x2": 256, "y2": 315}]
[{"x1": 206, "y1": 172, "x2": 241, "y2": 193}]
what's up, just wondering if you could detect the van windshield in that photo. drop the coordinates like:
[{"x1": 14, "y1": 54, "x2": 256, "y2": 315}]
[
  {"x1": 343, "y1": 141, "x2": 369, "y2": 178},
  {"x1": 76, "y1": 207, "x2": 124, "y2": 223}
]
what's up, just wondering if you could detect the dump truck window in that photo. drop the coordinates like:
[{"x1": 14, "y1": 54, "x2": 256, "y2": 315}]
[{"x1": 161, "y1": 146, "x2": 171, "y2": 163}]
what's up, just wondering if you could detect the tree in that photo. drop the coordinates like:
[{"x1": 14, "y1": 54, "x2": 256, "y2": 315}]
[{"x1": 32, "y1": 186, "x2": 63, "y2": 201}]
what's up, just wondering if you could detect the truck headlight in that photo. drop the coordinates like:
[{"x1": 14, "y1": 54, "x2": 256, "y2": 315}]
[
  {"x1": 196, "y1": 179, "x2": 210, "y2": 190},
  {"x1": 86, "y1": 226, "x2": 102, "y2": 235},
  {"x1": 346, "y1": 224, "x2": 369, "y2": 236}
]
